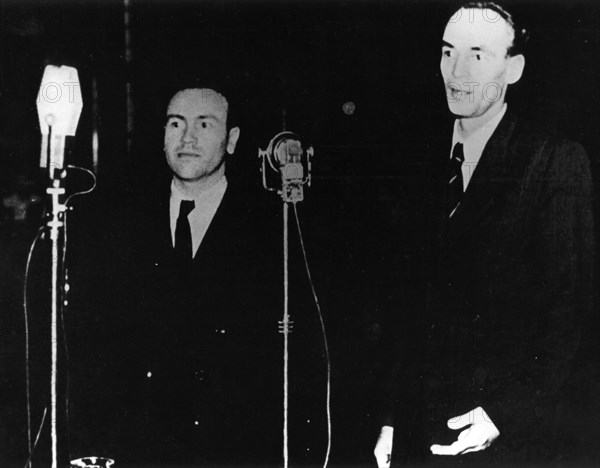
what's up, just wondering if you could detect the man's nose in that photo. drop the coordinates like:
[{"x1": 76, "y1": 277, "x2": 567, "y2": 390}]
[
  {"x1": 452, "y1": 55, "x2": 470, "y2": 79},
  {"x1": 182, "y1": 124, "x2": 198, "y2": 143}
]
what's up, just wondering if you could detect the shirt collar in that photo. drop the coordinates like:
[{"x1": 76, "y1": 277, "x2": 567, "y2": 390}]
[
  {"x1": 170, "y1": 176, "x2": 228, "y2": 209},
  {"x1": 451, "y1": 103, "x2": 508, "y2": 166}
]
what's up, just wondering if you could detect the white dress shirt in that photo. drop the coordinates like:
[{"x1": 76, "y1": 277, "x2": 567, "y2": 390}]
[
  {"x1": 169, "y1": 176, "x2": 228, "y2": 258},
  {"x1": 451, "y1": 103, "x2": 507, "y2": 192}
]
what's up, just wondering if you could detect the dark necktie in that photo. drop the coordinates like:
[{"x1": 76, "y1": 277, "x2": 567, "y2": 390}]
[
  {"x1": 175, "y1": 199, "x2": 195, "y2": 259},
  {"x1": 447, "y1": 142, "x2": 465, "y2": 218}
]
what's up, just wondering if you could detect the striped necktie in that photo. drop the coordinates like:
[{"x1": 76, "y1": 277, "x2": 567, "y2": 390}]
[{"x1": 447, "y1": 142, "x2": 464, "y2": 218}]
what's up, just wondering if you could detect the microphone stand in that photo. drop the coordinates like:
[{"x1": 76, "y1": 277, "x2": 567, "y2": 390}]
[
  {"x1": 259, "y1": 133, "x2": 313, "y2": 468},
  {"x1": 46, "y1": 130, "x2": 68, "y2": 468},
  {"x1": 36, "y1": 64, "x2": 83, "y2": 468}
]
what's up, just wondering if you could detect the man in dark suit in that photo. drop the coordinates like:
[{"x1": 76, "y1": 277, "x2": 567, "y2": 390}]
[
  {"x1": 374, "y1": 2, "x2": 595, "y2": 465},
  {"x1": 69, "y1": 85, "x2": 283, "y2": 466}
]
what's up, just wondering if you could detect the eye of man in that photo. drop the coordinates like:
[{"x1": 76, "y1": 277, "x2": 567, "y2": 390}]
[
  {"x1": 167, "y1": 119, "x2": 181, "y2": 129},
  {"x1": 442, "y1": 48, "x2": 453, "y2": 58}
]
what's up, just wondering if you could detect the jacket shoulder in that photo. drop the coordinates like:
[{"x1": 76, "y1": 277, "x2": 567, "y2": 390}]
[{"x1": 509, "y1": 117, "x2": 591, "y2": 182}]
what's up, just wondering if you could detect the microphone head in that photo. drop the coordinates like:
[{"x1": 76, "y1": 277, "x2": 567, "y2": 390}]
[
  {"x1": 258, "y1": 131, "x2": 314, "y2": 202},
  {"x1": 260, "y1": 131, "x2": 302, "y2": 170},
  {"x1": 274, "y1": 137, "x2": 303, "y2": 167},
  {"x1": 36, "y1": 65, "x2": 83, "y2": 136}
]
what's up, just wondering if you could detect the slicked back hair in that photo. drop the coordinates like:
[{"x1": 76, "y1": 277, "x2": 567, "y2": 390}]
[{"x1": 455, "y1": 1, "x2": 529, "y2": 56}]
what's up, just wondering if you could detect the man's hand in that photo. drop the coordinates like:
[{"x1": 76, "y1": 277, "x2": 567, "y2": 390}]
[
  {"x1": 430, "y1": 406, "x2": 499, "y2": 456},
  {"x1": 374, "y1": 425, "x2": 394, "y2": 467}
]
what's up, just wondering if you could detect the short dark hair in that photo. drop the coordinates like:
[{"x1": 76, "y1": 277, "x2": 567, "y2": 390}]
[
  {"x1": 163, "y1": 76, "x2": 239, "y2": 131},
  {"x1": 455, "y1": 2, "x2": 529, "y2": 56}
]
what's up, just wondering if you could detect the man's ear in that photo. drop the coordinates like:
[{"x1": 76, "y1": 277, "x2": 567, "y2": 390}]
[
  {"x1": 506, "y1": 54, "x2": 525, "y2": 85},
  {"x1": 226, "y1": 127, "x2": 241, "y2": 155}
]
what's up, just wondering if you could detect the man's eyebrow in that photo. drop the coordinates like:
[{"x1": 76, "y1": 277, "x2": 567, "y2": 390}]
[
  {"x1": 165, "y1": 113, "x2": 221, "y2": 121},
  {"x1": 441, "y1": 41, "x2": 492, "y2": 54},
  {"x1": 195, "y1": 114, "x2": 220, "y2": 121}
]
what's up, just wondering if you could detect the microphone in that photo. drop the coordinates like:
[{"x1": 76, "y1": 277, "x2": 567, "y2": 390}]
[
  {"x1": 35, "y1": 65, "x2": 83, "y2": 468},
  {"x1": 36, "y1": 65, "x2": 83, "y2": 178},
  {"x1": 258, "y1": 131, "x2": 314, "y2": 203}
]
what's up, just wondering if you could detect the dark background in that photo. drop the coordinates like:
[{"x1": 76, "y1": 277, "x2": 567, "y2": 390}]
[{"x1": 1, "y1": 0, "x2": 599, "y2": 466}]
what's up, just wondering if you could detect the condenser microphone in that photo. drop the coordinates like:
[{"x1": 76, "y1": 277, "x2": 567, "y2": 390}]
[
  {"x1": 36, "y1": 65, "x2": 83, "y2": 178},
  {"x1": 258, "y1": 131, "x2": 314, "y2": 203}
]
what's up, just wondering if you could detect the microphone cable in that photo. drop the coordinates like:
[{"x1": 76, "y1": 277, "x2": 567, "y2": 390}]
[
  {"x1": 23, "y1": 226, "x2": 45, "y2": 468},
  {"x1": 60, "y1": 165, "x2": 97, "y2": 460},
  {"x1": 292, "y1": 202, "x2": 331, "y2": 468},
  {"x1": 22, "y1": 407, "x2": 47, "y2": 468}
]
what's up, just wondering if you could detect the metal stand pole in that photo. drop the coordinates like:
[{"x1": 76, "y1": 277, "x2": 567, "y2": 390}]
[
  {"x1": 282, "y1": 201, "x2": 290, "y2": 468},
  {"x1": 47, "y1": 178, "x2": 66, "y2": 468}
]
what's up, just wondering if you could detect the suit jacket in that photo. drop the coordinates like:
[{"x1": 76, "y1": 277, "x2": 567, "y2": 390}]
[
  {"x1": 384, "y1": 112, "x2": 595, "y2": 463},
  {"x1": 69, "y1": 175, "x2": 284, "y2": 465}
]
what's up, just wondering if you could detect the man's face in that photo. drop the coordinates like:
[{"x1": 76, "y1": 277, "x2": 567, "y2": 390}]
[
  {"x1": 164, "y1": 88, "x2": 239, "y2": 182},
  {"x1": 440, "y1": 8, "x2": 517, "y2": 118}
]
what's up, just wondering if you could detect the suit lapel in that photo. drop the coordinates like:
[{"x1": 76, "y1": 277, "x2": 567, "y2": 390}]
[
  {"x1": 447, "y1": 113, "x2": 518, "y2": 242},
  {"x1": 159, "y1": 195, "x2": 173, "y2": 252},
  {"x1": 152, "y1": 187, "x2": 173, "y2": 259},
  {"x1": 140, "y1": 179, "x2": 173, "y2": 264},
  {"x1": 192, "y1": 183, "x2": 237, "y2": 265}
]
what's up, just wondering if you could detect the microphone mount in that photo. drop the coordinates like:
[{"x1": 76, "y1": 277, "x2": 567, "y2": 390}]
[{"x1": 258, "y1": 131, "x2": 314, "y2": 203}]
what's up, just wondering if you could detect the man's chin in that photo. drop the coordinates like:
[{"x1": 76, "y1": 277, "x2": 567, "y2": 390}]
[
  {"x1": 446, "y1": 101, "x2": 477, "y2": 118},
  {"x1": 175, "y1": 172, "x2": 206, "y2": 181},
  {"x1": 172, "y1": 168, "x2": 207, "y2": 182},
  {"x1": 172, "y1": 165, "x2": 226, "y2": 187}
]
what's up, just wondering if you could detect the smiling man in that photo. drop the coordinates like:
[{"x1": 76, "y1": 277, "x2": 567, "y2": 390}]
[{"x1": 375, "y1": 2, "x2": 594, "y2": 466}]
